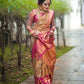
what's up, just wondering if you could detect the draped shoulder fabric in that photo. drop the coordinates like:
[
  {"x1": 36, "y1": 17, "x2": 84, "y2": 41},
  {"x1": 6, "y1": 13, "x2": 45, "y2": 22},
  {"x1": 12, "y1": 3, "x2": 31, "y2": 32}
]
[{"x1": 27, "y1": 9, "x2": 56, "y2": 84}]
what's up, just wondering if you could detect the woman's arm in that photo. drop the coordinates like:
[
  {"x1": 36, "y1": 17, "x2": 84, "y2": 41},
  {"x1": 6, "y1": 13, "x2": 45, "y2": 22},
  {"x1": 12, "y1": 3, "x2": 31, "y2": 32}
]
[
  {"x1": 49, "y1": 11, "x2": 55, "y2": 36},
  {"x1": 50, "y1": 11, "x2": 55, "y2": 31},
  {"x1": 26, "y1": 10, "x2": 35, "y2": 35},
  {"x1": 26, "y1": 10, "x2": 39, "y2": 39}
]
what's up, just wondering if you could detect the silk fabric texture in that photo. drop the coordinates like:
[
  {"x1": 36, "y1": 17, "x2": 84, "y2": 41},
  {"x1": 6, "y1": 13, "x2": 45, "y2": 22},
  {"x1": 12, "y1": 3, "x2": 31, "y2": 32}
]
[{"x1": 27, "y1": 9, "x2": 56, "y2": 84}]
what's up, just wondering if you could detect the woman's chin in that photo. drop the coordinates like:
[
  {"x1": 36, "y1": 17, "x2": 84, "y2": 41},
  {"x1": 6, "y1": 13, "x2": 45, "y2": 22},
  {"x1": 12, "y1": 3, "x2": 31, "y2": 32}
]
[{"x1": 44, "y1": 9, "x2": 49, "y2": 12}]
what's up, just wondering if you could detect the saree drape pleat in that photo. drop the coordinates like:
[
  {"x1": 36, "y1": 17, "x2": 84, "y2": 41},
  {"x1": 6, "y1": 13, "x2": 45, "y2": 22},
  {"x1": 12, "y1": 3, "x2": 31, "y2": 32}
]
[{"x1": 30, "y1": 9, "x2": 56, "y2": 84}]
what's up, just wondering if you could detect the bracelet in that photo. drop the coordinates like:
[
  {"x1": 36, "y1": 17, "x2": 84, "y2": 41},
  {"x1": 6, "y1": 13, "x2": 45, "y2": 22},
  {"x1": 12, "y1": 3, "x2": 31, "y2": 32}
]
[
  {"x1": 30, "y1": 30, "x2": 35, "y2": 35},
  {"x1": 51, "y1": 27, "x2": 55, "y2": 31},
  {"x1": 50, "y1": 30, "x2": 54, "y2": 32}
]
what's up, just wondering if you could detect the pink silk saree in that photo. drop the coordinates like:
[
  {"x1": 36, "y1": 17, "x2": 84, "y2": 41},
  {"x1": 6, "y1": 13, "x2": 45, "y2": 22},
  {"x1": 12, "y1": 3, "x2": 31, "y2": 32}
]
[{"x1": 27, "y1": 9, "x2": 56, "y2": 84}]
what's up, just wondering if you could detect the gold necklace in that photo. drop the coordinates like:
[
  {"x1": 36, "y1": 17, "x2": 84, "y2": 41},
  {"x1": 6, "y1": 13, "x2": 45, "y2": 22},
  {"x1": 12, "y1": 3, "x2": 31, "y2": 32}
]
[
  {"x1": 37, "y1": 7, "x2": 49, "y2": 19},
  {"x1": 38, "y1": 7, "x2": 46, "y2": 13}
]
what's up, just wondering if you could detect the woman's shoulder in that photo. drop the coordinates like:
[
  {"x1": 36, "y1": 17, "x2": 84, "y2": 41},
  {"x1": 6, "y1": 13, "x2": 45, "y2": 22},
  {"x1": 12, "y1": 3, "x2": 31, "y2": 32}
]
[
  {"x1": 49, "y1": 9, "x2": 54, "y2": 12},
  {"x1": 49, "y1": 9, "x2": 54, "y2": 14},
  {"x1": 31, "y1": 9, "x2": 38, "y2": 14},
  {"x1": 30, "y1": 9, "x2": 37, "y2": 13},
  {"x1": 29, "y1": 9, "x2": 37, "y2": 16}
]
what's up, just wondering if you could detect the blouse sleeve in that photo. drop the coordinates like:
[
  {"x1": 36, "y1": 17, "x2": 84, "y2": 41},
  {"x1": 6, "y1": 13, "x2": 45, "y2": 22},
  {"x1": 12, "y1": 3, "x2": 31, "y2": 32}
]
[
  {"x1": 26, "y1": 10, "x2": 35, "y2": 34},
  {"x1": 51, "y1": 11, "x2": 55, "y2": 31}
]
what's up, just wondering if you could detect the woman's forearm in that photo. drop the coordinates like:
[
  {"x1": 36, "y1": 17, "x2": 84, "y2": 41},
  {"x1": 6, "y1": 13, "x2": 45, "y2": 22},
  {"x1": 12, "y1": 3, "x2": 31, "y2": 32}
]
[
  {"x1": 51, "y1": 26, "x2": 55, "y2": 31},
  {"x1": 27, "y1": 26, "x2": 35, "y2": 35}
]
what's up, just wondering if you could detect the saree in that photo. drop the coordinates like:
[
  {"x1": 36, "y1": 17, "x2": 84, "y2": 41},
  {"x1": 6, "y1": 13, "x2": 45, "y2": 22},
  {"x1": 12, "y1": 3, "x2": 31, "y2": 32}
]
[{"x1": 27, "y1": 9, "x2": 56, "y2": 84}]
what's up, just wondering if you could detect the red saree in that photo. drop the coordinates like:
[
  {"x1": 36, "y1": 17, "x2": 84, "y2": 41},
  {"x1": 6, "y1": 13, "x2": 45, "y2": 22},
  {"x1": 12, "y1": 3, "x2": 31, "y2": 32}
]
[{"x1": 27, "y1": 9, "x2": 56, "y2": 84}]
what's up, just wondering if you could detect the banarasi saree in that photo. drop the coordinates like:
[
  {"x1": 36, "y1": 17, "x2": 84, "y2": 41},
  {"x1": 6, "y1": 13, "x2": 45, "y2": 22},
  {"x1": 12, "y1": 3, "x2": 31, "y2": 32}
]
[{"x1": 27, "y1": 9, "x2": 56, "y2": 84}]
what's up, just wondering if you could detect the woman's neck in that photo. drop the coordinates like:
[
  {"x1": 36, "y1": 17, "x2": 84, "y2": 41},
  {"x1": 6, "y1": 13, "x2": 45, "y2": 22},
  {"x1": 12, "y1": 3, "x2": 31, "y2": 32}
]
[{"x1": 38, "y1": 7, "x2": 49, "y2": 13}]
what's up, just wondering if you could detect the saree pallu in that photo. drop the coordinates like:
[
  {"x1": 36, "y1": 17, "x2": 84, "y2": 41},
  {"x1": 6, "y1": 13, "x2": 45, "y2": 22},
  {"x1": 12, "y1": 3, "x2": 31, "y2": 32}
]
[{"x1": 31, "y1": 10, "x2": 56, "y2": 84}]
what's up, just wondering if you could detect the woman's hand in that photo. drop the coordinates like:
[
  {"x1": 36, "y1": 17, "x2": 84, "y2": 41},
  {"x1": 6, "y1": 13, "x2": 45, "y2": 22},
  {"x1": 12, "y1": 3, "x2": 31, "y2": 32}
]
[
  {"x1": 49, "y1": 30, "x2": 54, "y2": 37},
  {"x1": 32, "y1": 30, "x2": 40, "y2": 39},
  {"x1": 32, "y1": 33, "x2": 39, "y2": 39}
]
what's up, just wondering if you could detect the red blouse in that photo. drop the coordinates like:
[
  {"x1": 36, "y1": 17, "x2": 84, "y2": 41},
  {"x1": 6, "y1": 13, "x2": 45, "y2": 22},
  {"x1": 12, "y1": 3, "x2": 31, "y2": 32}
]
[
  {"x1": 33, "y1": 13, "x2": 45, "y2": 23},
  {"x1": 26, "y1": 9, "x2": 55, "y2": 33}
]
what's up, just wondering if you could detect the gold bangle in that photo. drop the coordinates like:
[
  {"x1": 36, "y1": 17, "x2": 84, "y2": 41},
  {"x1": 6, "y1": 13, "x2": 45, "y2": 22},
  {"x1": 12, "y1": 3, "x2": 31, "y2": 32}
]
[{"x1": 30, "y1": 30, "x2": 35, "y2": 35}]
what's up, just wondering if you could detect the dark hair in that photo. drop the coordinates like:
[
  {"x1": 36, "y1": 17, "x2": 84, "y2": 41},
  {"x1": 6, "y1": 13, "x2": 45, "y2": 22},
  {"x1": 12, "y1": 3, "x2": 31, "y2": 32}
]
[{"x1": 38, "y1": 0, "x2": 51, "y2": 6}]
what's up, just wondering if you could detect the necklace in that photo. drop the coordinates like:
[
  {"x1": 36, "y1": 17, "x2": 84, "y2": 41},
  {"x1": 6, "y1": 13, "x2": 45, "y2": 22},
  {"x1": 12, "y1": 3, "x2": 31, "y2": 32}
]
[
  {"x1": 37, "y1": 7, "x2": 49, "y2": 20},
  {"x1": 38, "y1": 8, "x2": 45, "y2": 14},
  {"x1": 38, "y1": 7, "x2": 49, "y2": 14}
]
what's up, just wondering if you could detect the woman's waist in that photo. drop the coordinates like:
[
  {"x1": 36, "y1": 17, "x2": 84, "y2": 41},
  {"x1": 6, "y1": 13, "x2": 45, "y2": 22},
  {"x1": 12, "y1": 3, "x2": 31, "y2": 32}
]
[{"x1": 33, "y1": 27, "x2": 50, "y2": 32}]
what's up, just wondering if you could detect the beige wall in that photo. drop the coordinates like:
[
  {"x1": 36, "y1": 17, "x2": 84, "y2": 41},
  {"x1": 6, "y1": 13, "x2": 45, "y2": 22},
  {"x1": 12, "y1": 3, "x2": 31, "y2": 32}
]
[{"x1": 64, "y1": 0, "x2": 81, "y2": 30}]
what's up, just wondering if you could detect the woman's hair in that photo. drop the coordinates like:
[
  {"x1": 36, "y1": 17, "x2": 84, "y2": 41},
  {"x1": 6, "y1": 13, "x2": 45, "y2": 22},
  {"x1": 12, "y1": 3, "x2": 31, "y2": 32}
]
[{"x1": 38, "y1": 0, "x2": 51, "y2": 6}]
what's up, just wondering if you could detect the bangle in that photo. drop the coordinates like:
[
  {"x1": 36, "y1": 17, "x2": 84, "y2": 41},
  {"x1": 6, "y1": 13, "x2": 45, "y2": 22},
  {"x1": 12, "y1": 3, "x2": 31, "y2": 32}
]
[
  {"x1": 51, "y1": 27, "x2": 55, "y2": 31},
  {"x1": 30, "y1": 30, "x2": 35, "y2": 35},
  {"x1": 50, "y1": 30, "x2": 54, "y2": 32}
]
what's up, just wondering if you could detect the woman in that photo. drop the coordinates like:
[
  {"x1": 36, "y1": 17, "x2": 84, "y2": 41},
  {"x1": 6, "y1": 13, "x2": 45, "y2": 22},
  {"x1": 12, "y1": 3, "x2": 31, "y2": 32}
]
[{"x1": 26, "y1": 0, "x2": 56, "y2": 83}]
